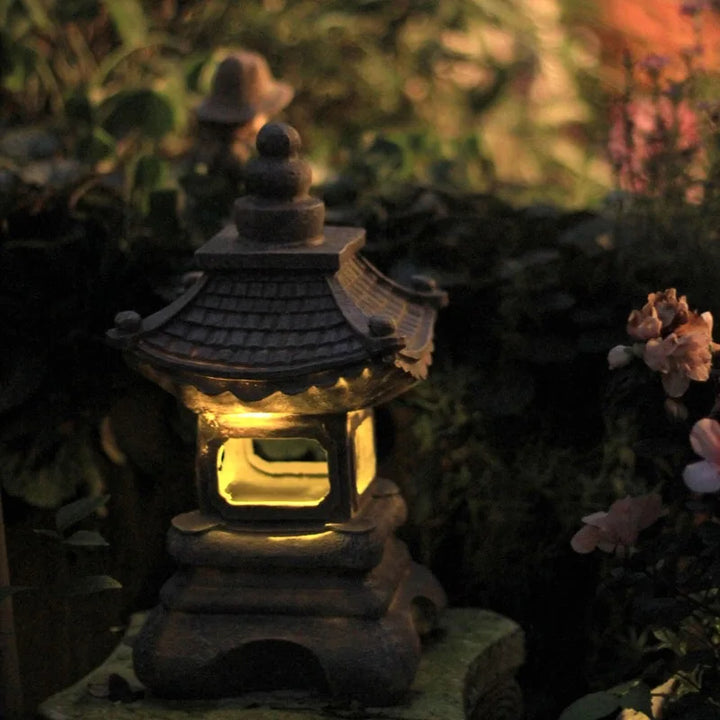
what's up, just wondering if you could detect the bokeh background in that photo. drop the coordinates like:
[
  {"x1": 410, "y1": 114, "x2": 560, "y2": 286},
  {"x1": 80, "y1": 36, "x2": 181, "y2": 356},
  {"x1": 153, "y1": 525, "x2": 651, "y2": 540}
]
[{"x1": 3, "y1": 1, "x2": 720, "y2": 718}]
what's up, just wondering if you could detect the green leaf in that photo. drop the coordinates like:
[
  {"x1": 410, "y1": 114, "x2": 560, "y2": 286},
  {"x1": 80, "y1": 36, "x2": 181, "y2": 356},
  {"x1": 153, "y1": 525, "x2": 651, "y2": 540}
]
[
  {"x1": 55, "y1": 494, "x2": 110, "y2": 534},
  {"x1": 56, "y1": 0, "x2": 100, "y2": 23},
  {"x1": 19, "y1": 0, "x2": 52, "y2": 30},
  {"x1": 558, "y1": 692, "x2": 621, "y2": 720},
  {"x1": 33, "y1": 528, "x2": 63, "y2": 540},
  {"x1": 104, "y1": 0, "x2": 148, "y2": 48},
  {"x1": 613, "y1": 680, "x2": 653, "y2": 718},
  {"x1": 76, "y1": 126, "x2": 116, "y2": 163},
  {"x1": 64, "y1": 93, "x2": 94, "y2": 125},
  {"x1": 101, "y1": 89, "x2": 175, "y2": 140},
  {"x1": 133, "y1": 155, "x2": 164, "y2": 192},
  {"x1": 63, "y1": 575, "x2": 121, "y2": 596},
  {"x1": 63, "y1": 530, "x2": 110, "y2": 547}
]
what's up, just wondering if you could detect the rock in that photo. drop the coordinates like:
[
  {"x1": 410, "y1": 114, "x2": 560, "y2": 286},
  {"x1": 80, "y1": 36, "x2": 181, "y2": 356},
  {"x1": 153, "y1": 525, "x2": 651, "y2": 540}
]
[{"x1": 38, "y1": 608, "x2": 525, "y2": 720}]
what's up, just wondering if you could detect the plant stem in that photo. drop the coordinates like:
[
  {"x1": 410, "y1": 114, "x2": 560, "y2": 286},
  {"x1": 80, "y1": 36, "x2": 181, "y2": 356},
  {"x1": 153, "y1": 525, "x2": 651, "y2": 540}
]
[{"x1": 0, "y1": 491, "x2": 24, "y2": 719}]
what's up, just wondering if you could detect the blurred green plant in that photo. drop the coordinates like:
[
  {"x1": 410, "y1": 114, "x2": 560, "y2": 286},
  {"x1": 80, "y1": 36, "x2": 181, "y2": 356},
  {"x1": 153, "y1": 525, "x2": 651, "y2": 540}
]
[{"x1": 0, "y1": 0, "x2": 612, "y2": 208}]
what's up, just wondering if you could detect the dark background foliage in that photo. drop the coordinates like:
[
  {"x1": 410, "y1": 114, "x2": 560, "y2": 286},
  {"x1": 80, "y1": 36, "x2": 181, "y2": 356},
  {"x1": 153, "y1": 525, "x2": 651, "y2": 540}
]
[{"x1": 3, "y1": 1, "x2": 720, "y2": 718}]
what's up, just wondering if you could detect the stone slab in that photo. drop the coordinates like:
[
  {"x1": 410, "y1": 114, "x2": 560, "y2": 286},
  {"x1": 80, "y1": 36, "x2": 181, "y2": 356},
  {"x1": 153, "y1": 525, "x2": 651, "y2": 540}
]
[{"x1": 37, "y1": 608, "x2": 524, "y2": 720}]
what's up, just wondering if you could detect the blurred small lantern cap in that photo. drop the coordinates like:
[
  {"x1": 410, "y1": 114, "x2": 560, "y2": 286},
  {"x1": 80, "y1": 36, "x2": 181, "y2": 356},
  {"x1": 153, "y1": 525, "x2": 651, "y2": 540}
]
[{"x1": 196, "y1": 51, "x2": 294, "y2": 126}]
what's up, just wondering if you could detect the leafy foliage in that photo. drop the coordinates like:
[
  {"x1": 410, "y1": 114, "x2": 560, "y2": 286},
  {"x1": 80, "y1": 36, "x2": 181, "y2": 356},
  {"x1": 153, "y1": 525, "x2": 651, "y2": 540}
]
[
  {"x1": 32, "y1": 493, "x2": 121, "y2": 597},
  {"x1": 0, "y1": 0, "x2": 610, "y2": 207},
  {"x1": 2, "y1": 2, "x2": 720, "y2": 718}
]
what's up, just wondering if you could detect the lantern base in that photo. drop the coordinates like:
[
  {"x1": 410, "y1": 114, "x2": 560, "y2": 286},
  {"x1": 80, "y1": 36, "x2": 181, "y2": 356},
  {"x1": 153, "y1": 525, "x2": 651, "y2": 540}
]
[
  {"x1": 133, "y1": 479, "x2": 446, "y2": 704},
  {"x1": 133, "y1": 561, "x2": 444, "y2": 705}
]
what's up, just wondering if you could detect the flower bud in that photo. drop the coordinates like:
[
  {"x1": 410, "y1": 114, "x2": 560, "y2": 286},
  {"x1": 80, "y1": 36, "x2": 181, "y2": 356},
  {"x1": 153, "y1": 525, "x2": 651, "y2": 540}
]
[{"x1": 608, "y1": 344, "x2": 633, "y2": 369}]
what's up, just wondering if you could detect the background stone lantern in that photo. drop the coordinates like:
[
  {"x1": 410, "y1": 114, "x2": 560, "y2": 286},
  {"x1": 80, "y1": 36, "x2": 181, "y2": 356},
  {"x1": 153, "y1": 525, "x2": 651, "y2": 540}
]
[
  {"x1": 181, "y1": 50, "x2": 294, "y2": 241},
  {"x1": 108, "y1": 122, "x2": 448, "y2": 705}
]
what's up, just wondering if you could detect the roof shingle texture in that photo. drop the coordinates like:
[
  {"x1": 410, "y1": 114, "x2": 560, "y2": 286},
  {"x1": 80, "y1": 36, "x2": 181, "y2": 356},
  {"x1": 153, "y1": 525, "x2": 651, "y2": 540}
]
[{"x1": 135, "y1": 255, "x2": 432, "y2": 380}]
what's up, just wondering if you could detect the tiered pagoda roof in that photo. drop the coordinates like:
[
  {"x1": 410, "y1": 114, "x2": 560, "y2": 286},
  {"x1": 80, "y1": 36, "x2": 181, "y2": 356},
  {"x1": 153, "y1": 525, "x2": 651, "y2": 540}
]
[{"x1": 108, "y1": 123, "x2": 446, "y2": 405}]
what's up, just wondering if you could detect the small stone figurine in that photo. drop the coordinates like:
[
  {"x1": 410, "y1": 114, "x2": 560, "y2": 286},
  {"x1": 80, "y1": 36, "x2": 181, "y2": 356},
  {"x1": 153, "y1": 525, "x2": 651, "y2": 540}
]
[{"x1": 181, "y1": 51, "x2": 294, "y2": 240}]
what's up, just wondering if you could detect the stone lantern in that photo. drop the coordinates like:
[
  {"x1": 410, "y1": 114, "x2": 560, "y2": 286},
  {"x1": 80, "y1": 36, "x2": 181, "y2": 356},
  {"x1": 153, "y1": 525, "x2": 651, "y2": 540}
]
[{"x1": 108, "y1": 122, "x2": 448, "y2": 705}]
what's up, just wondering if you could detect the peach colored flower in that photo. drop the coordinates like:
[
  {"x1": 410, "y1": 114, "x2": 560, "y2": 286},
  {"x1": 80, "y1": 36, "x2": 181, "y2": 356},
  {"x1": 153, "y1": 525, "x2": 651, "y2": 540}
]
[
  {"x1": 627, "y1": 289, "x2": 690, "y2": 341},
  {"x1": 643, "y1": 310, "x2": 717, "y2": 397},
  {"x1": 571, "y1": 493, "x2": 665, "y2": 555},
  {"x1": 683, "y1": 417, "x2": 720, "y2": 493},
  {"x1": 627, "y1": 304, "x2": 662, "y2": 341},
  {"x1": 627, "y1": 288, "x2": 690, "y2": 341},
  {"x1": 650, "y1": 288, "x2": 689, "y2": 329}
]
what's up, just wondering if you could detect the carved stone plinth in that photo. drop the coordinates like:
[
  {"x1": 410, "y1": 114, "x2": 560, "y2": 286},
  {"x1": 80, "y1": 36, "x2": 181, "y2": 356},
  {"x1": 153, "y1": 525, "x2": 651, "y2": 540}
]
[{"x1": 132, "y1": 479, "x2": 446, "y2": 705}]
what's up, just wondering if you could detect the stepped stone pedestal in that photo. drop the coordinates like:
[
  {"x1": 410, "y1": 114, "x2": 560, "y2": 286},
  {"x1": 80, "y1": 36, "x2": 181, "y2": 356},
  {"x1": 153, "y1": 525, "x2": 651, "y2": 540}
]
[{"x1": 38, "y1": 607, "x2": 525, "y2": 720}]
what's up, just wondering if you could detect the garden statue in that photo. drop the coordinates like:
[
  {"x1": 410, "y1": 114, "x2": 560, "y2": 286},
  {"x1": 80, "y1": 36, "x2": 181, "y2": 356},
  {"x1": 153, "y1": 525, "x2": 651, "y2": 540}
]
[
  {"x1": 108, "y1": 122, "x2": 449, "y2": 704},
  {"x1": 181, "y1": 51, "x2": 294, "y2": 240}
]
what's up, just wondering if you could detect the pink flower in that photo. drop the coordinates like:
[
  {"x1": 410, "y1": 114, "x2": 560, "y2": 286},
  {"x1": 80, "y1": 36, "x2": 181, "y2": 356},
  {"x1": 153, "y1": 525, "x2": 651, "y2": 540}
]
[
  {"x1": 639, "y1": 54, "x2": 670, "y2": 74},
  {"x1": 643, "y1": 311, "x2": 716, "y2": 396},
  {"x1": 608, "y1": 97, "x2": 701, "y2": 195},
  {"x1": 571, "y1": 494, "x2": 665, "y2": 555},
  {"x1": 683, "y1": 418, "x2": 720, "y2": 493}
]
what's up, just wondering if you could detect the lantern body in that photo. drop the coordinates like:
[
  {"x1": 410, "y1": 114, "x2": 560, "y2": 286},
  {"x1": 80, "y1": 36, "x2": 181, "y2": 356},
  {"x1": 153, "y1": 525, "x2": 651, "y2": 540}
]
[{"x1": 108, "y1": 123, "x2": 447, "y2": 704}]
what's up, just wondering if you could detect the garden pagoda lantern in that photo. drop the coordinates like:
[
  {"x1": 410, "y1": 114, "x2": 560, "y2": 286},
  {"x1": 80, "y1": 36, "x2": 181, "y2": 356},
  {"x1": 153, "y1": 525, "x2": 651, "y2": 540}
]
[{"x1": 108, "y1": 122, "x2": 448, "y2": 705}]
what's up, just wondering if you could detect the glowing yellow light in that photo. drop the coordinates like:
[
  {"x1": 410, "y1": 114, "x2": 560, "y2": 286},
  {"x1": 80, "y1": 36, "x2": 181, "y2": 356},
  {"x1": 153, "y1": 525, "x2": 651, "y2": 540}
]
[
  {"x1": 177, "y1": 366, "x2": 414, "y2": 415},
  {"x1": 216, "y1": 437, "x2": 330, "y2": 507},
  {"x1": 266, "y1": 531, "x2": 334, "y2": 543},
  {"x1": 202, "y1": 411, "x2": 296, "y2": 434},
  {"x1": 353, "y1": 414, "x2": 376, "y2": 497}
]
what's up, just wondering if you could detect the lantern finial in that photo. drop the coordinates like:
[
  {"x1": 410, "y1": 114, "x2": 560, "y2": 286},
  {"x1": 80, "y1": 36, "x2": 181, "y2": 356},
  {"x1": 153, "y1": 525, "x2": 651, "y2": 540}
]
[{"x1": 233, "y1": 121, "x2": 324, "y2": 246}]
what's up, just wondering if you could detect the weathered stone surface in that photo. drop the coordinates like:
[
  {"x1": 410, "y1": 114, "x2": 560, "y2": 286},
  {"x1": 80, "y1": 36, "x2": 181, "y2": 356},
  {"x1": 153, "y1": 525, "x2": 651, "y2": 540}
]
[{"x1": 38, "y1": 608, "x2": 525, "y2": 720}]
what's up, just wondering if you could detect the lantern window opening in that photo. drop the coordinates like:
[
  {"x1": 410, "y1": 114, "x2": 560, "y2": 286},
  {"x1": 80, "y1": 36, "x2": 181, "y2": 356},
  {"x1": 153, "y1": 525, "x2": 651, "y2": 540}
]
[
  {"x1": 216, "y1": 436, "x2": 331, "y2": 508},
  {"x1": 351, "y1": 412, "x2": 376, "y2": 499}
]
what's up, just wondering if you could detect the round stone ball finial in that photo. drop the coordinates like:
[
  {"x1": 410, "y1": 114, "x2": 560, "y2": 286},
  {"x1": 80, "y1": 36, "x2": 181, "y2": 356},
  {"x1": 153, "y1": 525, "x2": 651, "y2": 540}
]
[
  {"x1": 244, "y1": 122, "x2": 312, "y2": 202},
  {"x1": 256, "y1": 122, "x2": 302, "y2": 158},
  {"x1": 234, "y1": 122, "x2": 325, "y2": 245}
]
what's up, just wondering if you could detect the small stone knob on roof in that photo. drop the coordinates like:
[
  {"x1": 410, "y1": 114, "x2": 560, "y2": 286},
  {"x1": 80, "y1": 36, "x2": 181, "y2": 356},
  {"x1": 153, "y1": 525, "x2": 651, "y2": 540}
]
[
  {"x1": 368, "y1": 315, "x2": 397, "y2": 337},
  {"x1": 114, "y1": 310, "x2": 142, "y2": 333}
]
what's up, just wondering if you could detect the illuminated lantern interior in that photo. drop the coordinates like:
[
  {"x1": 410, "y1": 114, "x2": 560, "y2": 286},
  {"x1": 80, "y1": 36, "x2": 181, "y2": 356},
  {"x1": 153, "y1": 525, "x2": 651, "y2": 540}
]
[
  {"x1": 210, "y1": 409, "x2": 377, "y2": 509},
  {"x1": 217, "y1": 437, "x2": 330, "y2": 507},
  {"x1": 353, "y1": 413, "x2": 376, "y2": 498}
]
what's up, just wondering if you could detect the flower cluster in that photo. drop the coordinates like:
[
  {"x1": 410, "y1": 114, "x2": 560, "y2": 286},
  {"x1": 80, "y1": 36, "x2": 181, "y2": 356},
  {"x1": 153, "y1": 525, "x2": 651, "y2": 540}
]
[
  {"x1": 570, "y1": 285, "x2": 720, "y2": 716},
  {"x1": 608, "y1": 288, "x2": 719, "y2": 397},
  {"x1": 608, "y1": 94, "x2": 702, "y2": 197},
  {"x1": 570, "y1": 493, "x2": 665, "y2": 556}
]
